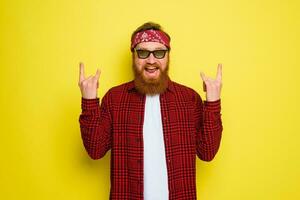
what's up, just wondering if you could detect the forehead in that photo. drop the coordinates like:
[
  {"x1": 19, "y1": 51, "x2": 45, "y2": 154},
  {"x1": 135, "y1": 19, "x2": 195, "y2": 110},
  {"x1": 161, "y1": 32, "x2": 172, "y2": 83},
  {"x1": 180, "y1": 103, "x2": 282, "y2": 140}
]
[{"x1": 136, "y1": 42, "x2": 167, "y2": 50}]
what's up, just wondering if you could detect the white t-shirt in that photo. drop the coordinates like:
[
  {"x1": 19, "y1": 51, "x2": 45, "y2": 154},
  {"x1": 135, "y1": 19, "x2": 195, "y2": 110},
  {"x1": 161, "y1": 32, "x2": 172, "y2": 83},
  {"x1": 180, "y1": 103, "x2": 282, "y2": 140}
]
[{"x1": 143, "y1": 94, "x2": 169, "y2": 200}]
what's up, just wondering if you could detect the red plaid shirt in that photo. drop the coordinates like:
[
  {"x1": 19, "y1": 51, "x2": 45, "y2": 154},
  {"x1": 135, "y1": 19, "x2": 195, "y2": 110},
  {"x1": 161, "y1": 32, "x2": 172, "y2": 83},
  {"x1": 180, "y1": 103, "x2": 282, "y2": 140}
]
[{"x1": 79, "y1": 79, "x2": 223, "y2": 200}]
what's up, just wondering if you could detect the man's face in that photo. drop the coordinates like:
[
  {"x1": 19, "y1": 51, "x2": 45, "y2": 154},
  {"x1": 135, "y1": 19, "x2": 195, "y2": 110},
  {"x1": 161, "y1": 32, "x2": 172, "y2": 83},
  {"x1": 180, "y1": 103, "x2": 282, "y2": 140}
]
[{"x1": 133, "y1": 42, "x2": 169, "y2": 84}]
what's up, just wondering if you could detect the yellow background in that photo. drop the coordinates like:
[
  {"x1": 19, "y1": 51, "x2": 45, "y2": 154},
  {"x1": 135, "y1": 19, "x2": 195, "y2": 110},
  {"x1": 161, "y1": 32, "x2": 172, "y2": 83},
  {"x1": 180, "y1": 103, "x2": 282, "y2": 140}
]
[{"x1": 1, "y1": 0, "x2": 299, "y2": 199}]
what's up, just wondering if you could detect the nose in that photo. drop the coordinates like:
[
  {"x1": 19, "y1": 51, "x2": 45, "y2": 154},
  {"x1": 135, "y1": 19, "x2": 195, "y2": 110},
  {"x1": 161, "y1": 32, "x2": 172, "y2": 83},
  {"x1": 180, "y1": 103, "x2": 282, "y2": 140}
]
[{"x1": 146, "y1": 52, "x2": 156, "y2": 64}]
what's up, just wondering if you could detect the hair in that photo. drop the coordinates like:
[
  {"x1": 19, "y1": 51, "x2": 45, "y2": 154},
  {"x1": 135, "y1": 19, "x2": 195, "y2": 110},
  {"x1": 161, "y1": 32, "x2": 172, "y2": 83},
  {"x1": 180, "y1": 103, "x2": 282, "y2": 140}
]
[{"x1": 131, "y1": 22, "x2": 171, "y2": 51}]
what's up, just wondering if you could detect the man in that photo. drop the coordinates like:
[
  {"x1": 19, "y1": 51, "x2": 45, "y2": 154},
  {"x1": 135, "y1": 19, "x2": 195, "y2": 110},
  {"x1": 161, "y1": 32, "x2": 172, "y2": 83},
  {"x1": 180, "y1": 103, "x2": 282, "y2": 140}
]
[{"x1": 78, "y1": 22, "x2": 223, "y2": 200}]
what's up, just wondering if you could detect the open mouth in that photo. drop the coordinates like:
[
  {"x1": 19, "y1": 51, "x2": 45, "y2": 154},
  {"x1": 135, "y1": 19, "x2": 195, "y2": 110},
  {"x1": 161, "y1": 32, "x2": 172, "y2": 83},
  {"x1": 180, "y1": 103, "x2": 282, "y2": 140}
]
[{"x1": 145, "y1": 66, "x2": 159, "y2": 73}]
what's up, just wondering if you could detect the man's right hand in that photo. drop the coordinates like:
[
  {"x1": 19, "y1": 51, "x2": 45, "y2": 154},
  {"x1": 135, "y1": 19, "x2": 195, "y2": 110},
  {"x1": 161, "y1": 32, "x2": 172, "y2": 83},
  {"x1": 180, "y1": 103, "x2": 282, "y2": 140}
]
[{"x1": 78, "y1": 62, "x2": 101, "y2": 99}]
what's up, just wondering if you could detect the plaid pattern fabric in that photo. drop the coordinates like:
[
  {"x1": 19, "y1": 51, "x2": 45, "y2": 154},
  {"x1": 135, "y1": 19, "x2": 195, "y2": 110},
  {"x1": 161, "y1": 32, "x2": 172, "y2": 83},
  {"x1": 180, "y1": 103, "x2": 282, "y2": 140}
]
[{"x1": 79, "y1": 79, "x2": 223, "y2": 200}]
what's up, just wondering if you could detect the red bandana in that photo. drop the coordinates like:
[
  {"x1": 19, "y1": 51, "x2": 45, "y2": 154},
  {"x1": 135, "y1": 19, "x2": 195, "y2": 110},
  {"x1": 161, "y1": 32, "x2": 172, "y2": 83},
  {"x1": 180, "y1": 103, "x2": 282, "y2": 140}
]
[{"x1": 131, "y1": 29, "x2": 170, "y2": 50}]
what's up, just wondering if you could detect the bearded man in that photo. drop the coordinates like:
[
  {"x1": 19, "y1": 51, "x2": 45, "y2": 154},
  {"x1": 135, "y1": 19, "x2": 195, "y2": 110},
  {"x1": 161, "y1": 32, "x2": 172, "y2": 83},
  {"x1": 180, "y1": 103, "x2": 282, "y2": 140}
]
[{"x1": 78, "y1": 22, "x2": 223, "y2": 200}]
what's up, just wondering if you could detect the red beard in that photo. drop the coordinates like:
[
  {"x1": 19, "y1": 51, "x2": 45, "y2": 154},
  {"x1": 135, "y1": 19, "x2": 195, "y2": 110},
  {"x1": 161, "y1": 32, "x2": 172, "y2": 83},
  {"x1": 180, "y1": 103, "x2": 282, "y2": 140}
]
[{"x1": 132, "y1": 62, "x2": 169, "y2": 95}]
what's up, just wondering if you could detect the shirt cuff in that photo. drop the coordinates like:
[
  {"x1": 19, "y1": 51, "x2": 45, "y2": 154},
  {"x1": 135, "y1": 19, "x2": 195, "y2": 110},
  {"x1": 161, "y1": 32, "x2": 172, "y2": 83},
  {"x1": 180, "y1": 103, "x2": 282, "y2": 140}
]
[
  {"x1": 204, "y1": 99, "x2": 221, "y2": 112},
  {"x1": 81, "y1": 97, "x2": 100, "y2": 110}
]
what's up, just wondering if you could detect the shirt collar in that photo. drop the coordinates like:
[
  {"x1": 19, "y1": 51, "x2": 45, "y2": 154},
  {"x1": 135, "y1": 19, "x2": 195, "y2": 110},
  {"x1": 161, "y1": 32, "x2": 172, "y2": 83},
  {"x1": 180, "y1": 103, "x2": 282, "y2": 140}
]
[{"x1": 127, "y1": 78, "x2": 175, "y2": 94}]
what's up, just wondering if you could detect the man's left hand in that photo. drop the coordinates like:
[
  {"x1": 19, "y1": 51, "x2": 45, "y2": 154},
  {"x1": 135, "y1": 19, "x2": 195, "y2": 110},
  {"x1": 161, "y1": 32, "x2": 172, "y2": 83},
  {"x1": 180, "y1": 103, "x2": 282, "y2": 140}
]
[{"x1": 200, "y1": 63, "x2": 223, "y2": 102}]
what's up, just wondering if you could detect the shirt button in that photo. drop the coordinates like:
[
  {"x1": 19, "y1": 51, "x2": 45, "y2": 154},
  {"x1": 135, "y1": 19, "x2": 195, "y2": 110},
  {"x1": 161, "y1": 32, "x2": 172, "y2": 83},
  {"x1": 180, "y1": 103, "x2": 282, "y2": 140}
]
[
  {"x1": 167, "y1": 159, "x2": 171, "y2": 163},
  {"x1": 163, "y1": 117, "x2": 167, "y2": 121}
]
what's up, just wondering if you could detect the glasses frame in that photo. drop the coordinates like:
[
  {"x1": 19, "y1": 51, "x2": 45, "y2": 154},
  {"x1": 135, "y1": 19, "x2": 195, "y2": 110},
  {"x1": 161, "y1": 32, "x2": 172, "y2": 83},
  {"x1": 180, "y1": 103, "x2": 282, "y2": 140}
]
[{"x1": 134, "y1": 48, "x2": 169, "y2": 59}]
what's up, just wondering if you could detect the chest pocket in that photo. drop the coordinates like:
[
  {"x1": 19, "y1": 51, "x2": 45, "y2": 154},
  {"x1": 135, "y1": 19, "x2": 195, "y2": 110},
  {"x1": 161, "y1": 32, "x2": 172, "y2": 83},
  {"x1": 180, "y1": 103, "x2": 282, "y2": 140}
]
[
  {"x1": 166, "y1": 100, "x2": 196, "y2": 147},
  {"x1": 167, "y1": 101, "x2": 194, "y2": 125}
]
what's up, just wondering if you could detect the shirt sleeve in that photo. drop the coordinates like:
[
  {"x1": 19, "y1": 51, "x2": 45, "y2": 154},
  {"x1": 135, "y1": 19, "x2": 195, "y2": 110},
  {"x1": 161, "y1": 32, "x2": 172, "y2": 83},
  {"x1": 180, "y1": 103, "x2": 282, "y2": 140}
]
[
  {"x1": 194, "y1": 93, "x2": 223, "y2": 161},
  {"x1": 78, "y1": 93, "x2": 112, "y2": 160}
]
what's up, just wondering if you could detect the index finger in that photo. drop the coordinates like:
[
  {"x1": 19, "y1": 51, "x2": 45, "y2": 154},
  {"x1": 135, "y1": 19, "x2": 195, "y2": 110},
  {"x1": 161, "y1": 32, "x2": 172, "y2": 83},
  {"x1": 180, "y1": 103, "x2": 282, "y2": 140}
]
[
  {"x1": 79, "y1": 62, "x2": 85, "y2": 82},
  {"x1": 94, "y1": 68, "x2": 101, "y2": 80},
  {"x1": 216, "y1": 63, "x2": 222, "y2": 81}
]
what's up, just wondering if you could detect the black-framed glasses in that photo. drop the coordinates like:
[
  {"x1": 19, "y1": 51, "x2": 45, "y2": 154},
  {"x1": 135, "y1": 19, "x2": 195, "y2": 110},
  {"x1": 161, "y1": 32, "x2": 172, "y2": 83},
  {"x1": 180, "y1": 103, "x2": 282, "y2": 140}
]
[{"x1": 135, "y1": 49, "x2": 168, "y2": 59}]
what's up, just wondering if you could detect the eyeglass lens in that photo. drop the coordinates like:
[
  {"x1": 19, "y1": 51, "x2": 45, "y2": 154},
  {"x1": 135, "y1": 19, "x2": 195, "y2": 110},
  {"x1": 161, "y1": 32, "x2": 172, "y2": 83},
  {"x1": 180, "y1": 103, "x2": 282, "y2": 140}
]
[{"x1": 136, "y1": 49, "x2": 168, "y2": 59}]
